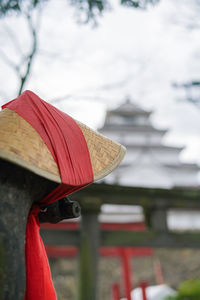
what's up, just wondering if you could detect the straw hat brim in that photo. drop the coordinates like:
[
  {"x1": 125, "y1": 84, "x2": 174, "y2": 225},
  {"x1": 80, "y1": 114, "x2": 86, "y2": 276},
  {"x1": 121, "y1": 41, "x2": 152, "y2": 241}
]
[
  {"x1": 76, "y1": 120, "x2": 126, "y2": 181},
  {"x1": 0, "y1": 108, "x2": 126, "y2": 184}
]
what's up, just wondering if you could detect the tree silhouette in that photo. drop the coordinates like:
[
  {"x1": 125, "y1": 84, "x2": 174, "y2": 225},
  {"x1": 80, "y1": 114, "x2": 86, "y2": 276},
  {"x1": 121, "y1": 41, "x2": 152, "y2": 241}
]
[
  {"x1": 0, "y1": 0, "x2": 159, "y2": 20},
  {"x1": 0, "y1": 0, "x2": 159, "y2": 96}
]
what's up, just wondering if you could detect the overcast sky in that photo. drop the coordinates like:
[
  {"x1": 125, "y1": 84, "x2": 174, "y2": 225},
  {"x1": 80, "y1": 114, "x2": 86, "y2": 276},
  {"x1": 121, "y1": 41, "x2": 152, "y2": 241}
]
[{"x1": 0, "y1": 0, "x2": 200, "y2": 164}]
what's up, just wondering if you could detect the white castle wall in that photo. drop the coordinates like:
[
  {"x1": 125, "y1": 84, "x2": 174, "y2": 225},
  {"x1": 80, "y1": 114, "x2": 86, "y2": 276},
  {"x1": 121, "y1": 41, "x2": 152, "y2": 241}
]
[{"x1": 100, "y1": 101, "x2": 199, "y2": 188}]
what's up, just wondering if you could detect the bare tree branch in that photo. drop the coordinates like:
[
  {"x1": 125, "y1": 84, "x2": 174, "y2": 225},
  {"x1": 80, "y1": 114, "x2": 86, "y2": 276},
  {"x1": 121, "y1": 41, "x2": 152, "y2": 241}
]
[
  {"x1": 0, "y1": 49, "x2": 19, "y2": 71},
  {"x1": 173, "y1": 80, "x2": 200, "y2": 109},
  {"x1": 17, "y1": 12, "x2": 38, "y2": 95},
  {"x1": 2, "y1": 23, "x2": 24, "y2": 55},
  {"x1": 0, "y1": 6, "x2": 42, "y2": 97}
]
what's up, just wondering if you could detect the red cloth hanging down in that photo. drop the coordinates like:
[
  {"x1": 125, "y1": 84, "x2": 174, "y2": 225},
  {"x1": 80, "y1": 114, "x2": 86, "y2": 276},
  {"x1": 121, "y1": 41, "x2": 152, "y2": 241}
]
[{"x1": 2, "y1": 90, "x2": 94, "y2": 300}]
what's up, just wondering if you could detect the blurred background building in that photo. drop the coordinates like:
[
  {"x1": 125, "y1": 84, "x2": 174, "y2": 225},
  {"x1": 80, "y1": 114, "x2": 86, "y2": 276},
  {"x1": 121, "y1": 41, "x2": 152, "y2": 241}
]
[
  {"x1": 99, "y1": 98, "x2": 200, "y2": 231},
  {"x1": 100, "y1": 97, "x2": 199, "y2": 188}
]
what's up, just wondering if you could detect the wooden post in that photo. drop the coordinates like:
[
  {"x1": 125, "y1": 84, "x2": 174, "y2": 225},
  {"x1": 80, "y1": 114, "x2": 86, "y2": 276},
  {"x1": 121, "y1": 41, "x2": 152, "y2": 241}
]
[
  {"x1": 151, "y1": 201, "x2": 168, "y2": 232},
  {"x1": 120, "y1": 249, "x2": 132, "y2": 300},
  {"x1": 139, "y1": 281, "x2": 148, "y2": 300},
  {"x1": 0, "y1": 159, "x2": 57, "y2": 300},
  {"x1": 154, "y1": 259, "x2": 164, "y2": 285},
  {"x1": 77, "y1": 197, "x2": 101, "y2": 300},
  {"x1": 112, "y1": 283, "x2": 120, "y2": 300}
]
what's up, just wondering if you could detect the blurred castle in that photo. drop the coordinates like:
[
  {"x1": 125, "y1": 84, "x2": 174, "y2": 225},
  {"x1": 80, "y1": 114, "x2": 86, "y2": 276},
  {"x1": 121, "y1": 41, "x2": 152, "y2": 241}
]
[{"x1": 99, "y1": 98, "x2": 199, "y2": 188}]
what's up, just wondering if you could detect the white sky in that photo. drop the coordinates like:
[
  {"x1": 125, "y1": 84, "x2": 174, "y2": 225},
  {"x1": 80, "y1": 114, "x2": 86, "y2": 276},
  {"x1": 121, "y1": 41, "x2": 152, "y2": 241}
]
[{"x1": 0, "y1": 0, "x2": 200, "y2": 164}]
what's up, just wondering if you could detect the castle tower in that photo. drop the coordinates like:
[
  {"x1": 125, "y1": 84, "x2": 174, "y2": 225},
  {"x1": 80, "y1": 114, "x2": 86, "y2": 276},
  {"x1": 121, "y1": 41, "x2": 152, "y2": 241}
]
[{"x1": 99, "y1": 98, "x2": 199, "y2": 188}]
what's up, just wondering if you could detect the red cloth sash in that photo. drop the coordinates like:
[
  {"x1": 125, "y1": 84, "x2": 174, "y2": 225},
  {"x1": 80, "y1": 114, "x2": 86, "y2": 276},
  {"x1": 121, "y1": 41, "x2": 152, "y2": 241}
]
[{"x1": 2, "y1": 90, "x2": 94, "y2": 300}]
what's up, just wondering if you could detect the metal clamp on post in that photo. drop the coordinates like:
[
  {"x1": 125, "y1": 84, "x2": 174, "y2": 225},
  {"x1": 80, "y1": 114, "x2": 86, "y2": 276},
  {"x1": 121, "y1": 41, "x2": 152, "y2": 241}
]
[{"x1": 38, "y1": 197, "x2": 81, "y2": 223}]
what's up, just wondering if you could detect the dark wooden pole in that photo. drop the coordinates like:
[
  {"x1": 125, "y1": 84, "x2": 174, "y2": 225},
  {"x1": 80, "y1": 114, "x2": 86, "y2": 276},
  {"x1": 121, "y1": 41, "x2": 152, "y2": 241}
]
[
  {"x1": 77, "y1": 197, "x2": 101, "y2": 300},
  {"x1": 151, "y1": 200, "x2": 168, "y2": 232},
  {"x1": 0, "y1": 159, "x2": 57, "y2": 300}
]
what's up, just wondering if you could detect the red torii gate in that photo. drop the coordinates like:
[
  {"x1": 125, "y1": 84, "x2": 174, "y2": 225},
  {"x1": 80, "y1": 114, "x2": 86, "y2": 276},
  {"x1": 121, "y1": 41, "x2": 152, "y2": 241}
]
[
  {"x1": 40, "y1": 183, "x2": 200, "y2": 300},
  {"x1": 42, "y1": 221, "x2": 154, "y2": 300}
]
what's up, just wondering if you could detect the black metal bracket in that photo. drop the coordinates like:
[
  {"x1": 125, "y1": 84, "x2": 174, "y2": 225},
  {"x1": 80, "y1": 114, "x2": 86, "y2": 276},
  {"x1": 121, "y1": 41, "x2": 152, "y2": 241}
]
[{"x1": 38, "y1": 197, "x2": 81, "y2": 223}]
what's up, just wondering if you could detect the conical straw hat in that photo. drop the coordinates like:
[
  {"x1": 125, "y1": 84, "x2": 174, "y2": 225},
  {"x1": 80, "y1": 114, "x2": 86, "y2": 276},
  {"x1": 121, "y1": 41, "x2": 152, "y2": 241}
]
[{"x1": 0, "y1": 108, "x2": 126, "y2": 183}]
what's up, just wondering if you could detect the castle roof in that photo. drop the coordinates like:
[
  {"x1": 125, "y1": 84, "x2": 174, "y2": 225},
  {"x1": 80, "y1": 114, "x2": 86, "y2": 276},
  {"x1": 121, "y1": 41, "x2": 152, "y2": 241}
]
[
  {"x1": 108, "y1": 98, "x2": 152, "y2": 116},
  {"x1": 101, "y1": 123, "x2": 167, "y2": 134}
]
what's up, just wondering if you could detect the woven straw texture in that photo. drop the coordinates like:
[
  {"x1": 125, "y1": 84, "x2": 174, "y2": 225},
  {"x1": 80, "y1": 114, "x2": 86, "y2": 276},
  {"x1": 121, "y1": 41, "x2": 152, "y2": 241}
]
[
  {"x1": 0, "y1": 108, "x2": 125, "y2": 183},
  {"x1": 76, "y1": 120, "x2": 126, "y2": 181},
  {"x1": 0, "y1": 108, "x2": 61, "y2": 182}
]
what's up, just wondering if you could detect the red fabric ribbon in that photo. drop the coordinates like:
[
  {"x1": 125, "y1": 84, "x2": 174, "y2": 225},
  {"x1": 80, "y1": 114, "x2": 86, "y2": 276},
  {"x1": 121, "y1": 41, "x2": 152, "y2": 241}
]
[{"x1": 2, "y1": 90, "x2": 94, "y2": 300}]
